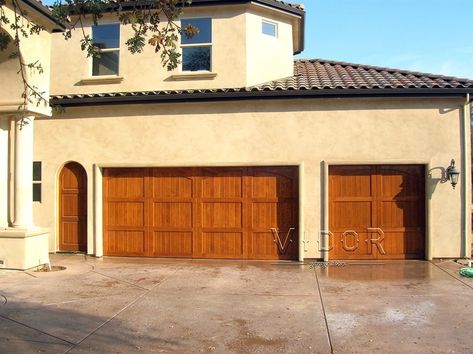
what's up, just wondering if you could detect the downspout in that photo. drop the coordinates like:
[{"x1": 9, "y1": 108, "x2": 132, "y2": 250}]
[{"x1": 462, "y1": 93, "x2": 471, "y2": 258}]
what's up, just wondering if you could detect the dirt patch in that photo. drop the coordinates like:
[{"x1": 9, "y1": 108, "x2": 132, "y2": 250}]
[{"x1": 34, "y1": 265, "x2": 67, "y2": 272}]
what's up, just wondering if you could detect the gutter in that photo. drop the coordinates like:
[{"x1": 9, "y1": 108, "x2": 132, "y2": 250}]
[
  {"x1": 293, "y1": 6, "x2": 305, "y2": 54},
  {"x1": 51, "y1": 88, "x2": 473, "y2": 107},
  {"x1": 189, "y1": 0, "x2": 305, "y2": 16}
]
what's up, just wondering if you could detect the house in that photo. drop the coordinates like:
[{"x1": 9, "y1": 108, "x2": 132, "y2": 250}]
[{"x1": 1, "y1": 0, "x2": 473, "y2": 269}]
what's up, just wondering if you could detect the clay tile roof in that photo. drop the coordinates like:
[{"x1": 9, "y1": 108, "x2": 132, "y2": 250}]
[
  {"x1": 269, "y1": 0, "x2": 304, "y2": 10},
  {"x1": 254, "y1": 59, "x2": 473, "y2": 91},
  {"x1": 50, "y1": 58, "x2": 473, "y2": 105}
]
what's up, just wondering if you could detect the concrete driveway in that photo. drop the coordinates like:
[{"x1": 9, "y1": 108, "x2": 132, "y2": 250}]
[{"x1": 0, "y1": 255, "x2": 472, "y2": 354}]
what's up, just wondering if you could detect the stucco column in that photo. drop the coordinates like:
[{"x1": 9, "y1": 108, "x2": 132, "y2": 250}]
[
  {"x1": 0, "y1": 117, "x2": 9, "y2": 228},
  {"x1": 12, "y1": 115, "x2": 34, "y2": 229}
]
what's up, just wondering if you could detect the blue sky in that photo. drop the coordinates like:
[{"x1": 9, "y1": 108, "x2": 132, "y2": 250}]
[{"x1": 297, "y1": 0, "x2": 473, "y2": 78}]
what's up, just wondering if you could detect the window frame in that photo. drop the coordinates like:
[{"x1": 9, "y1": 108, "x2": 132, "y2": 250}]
[
  {"x1": 33, "y1": 161, "x2": 42, "y2": 203},
  {"x1": 90, "y1": 23, "x2": 121, "y2": 77},
  {"x1": 262, "y1": 20, "x2": 278, "y2": 38},
  {"x1": 180, "y1": 17, "x2": 213, "y2": 72}
]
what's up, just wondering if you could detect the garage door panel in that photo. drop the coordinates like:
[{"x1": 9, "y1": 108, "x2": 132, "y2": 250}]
[
  {"x1": 151, "y1": 172, "x2": 193, "y2": 198},
  {"x1": 201, "y1": 172, "x2": 243, "y2": 198},
  {"x1": 381, "y1": 231, "x2": 424, "y2": 258},
  {"x1": 251, "y1": 172, "x2": 296, "y2": 198},
  {"x1": 105, "y1": 169, "x2": 145, "y2": 198},
  {"x1": 105, "y1": 231, "x2": 145, "y2": 255},
  {"x1": 331, "y1": 231, "x2": 370, "y2": 258},
  {"x1": 331, "y1": 202, "x2": 372, "y2": 229},
  {"x1": 380, "y1": 171, "x2": 423, "y2": 198},
  {"x1": 201, "y1": 232, "x2": 243, "y2": 258},
  {"x1": 107, "y1": 202, "x2": 145, "y2": 227},
  {"x1": 152, "y1": 202, "x2": 193, "y2": 228},
  {"x1": 250, "y1": 232, "x2": 278, "y2": 257},
  {"x1": 150, "y1": 231, "x2": 193, "y2": 257},
  {"x1": 380, "y1": 201, "x2": 424, "y2": 228},
  {"x1": 202, "y1": 202, "x2": 242, "y2": 228},
  {"x1": 250, "y1": 231, "x2": 297, "y2": 259},
  {"x1": 330, "y1": 167, "x2": 373, "y2": 198},
  {"x1": 252, "y1": 202, "x2": 296, "y2": 229}
]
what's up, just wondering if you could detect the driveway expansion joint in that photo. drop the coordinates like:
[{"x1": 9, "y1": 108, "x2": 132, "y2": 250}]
[
  {"x1": 63, "y1": 264, "x2": 186, "y2": 354},
  {"x1": 313, "y1": 268, "x2": 334, "y2": 354},
  {"x1": 431, "y1": 261, "x2": 473, "y2": 291},
  {"x1": 0, "y1": 313, "x2": 76, "y2": 346},
  {"x1": 90, "y1": 270, "x2": 149, "y2": 291}
]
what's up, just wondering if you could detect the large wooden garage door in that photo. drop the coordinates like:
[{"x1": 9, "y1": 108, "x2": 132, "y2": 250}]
[
  {"x1": 103, "y1": 167, "x2": 298, "y2": 260},
  {"x1": 329, "y1": 165, "x2": 425, "y2": 260}
]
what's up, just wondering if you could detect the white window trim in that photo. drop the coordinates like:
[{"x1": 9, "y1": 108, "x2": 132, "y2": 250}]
[
  {"x1": 262, "y1": 19, "x2": 278, "y2": 38},
  {"x1": 180, "y1": 18, "x2": 213, "y2": 73},
  {"x1": 90, "y1": 23, "x2": 121, "y2": 77}
]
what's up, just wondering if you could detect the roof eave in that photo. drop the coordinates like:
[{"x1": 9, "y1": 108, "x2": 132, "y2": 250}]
[
  {"x1": 21, "y1": 0, "x2": 66, "y2": 31},
  {"x1": 50, "y1": 88, "x2": 473, "y2": 107}
]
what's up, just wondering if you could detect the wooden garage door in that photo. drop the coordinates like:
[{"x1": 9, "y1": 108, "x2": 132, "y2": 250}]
[
  {"x1": 103, "y1": 167, "x2": 298, "y2": 260},
  {"x1": 329, "y1": 165, "x2": 425, "y2": 260}
]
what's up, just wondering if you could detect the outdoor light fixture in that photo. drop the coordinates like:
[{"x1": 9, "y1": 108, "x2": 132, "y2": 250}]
[{"x1": 446, "y1": 159, "x2": 460, "y2": 189}]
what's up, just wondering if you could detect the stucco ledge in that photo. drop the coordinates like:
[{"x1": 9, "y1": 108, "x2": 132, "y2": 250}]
[{"x1": 0, "y1": 228, "x2": 50, "y2": 270}]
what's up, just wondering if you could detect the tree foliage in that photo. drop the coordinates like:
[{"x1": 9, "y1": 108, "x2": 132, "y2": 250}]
[{"x1": 0, "y1": 0, "x2": 197, "y2": 114}]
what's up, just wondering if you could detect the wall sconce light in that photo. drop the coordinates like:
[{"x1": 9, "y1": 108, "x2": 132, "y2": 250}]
[{"x1": 446, "y1": 159, "x2": 460, "y2": 189}]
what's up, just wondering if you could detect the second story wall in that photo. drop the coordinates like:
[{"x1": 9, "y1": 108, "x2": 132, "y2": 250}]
[
  {"x1": 0, "y1": 3, "x2": 53, "y2": 116},
  {"x1": 51, "y1": 5, "x2": 247, "y2": 95},
  {"x1": 245, "y1": 7, "x2": 295, "y2": 87},
  {"x1": 50, "y1": 3, "x2": 301, "y2": 95}
]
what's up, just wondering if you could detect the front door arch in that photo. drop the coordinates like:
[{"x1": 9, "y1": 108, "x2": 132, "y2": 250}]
[{"x1": 59, "y1": 162, "x2": 87, "y2": 251}]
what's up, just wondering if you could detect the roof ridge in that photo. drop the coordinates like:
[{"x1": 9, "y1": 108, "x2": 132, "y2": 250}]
[{"x1": 295, "y1": 58, "x2": 473, "y2": 83}]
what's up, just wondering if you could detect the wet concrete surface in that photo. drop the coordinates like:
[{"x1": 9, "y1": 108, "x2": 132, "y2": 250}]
[{"x1": 0, "y1": 255, "x2": 472, "y2": 353}]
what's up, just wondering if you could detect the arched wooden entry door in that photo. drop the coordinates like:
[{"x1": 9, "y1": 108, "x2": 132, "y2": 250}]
[{"x1": 59, "y1": 162, "x2": 87, "y2": 252}]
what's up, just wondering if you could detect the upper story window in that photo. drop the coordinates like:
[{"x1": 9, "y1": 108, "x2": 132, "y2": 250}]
[
  {"x1": 181, "y1": 18, "x2": 212, "y2": 72},
  {"x1": 92, "y1": 24, "x2": 120, "y2": 76},
  {"x1": 262, "y1": 20, "x2": 277, "y2": 37}
]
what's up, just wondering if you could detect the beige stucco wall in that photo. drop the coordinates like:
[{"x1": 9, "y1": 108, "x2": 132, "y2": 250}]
[
  {"x1": 32, "y1": 97, "x2": 471, "y2": 259},
  {"x1": 0, "y1": 3, "x2": 52, "y2": 116},
  {"x1": 50, "y1": 3, "x2": 298, "y2": 95},
  {"x1": 245, "y1": 8, "x2": 294, "y2": 86}
]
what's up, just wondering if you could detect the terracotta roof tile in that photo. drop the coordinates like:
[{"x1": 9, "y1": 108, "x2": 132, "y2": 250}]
[
  {"x1": 51, "y1": 59, "x2": 473, "y2": 102},
  {"x1": 253, "y1": 59, "x2": 473, "y2": 91}
]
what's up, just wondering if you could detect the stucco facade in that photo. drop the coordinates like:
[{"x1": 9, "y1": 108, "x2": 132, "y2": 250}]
[
  {"x1": 0, "y1": 0, "x2": 63, "y2": 269},
  {"x1": 34, "y1": 97, "x2": 471, "y2": 259},
  {"x1": 1, "y1": 0, "x2": 472, "y2": 268},
  {"x1": 50, "y1": 3, "x2": 300, "y2": 95}
]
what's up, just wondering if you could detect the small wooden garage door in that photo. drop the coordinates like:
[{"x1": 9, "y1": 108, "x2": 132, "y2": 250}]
[
  {"x1": 103, "y1": 167, "x2": 298, "y2": 260},
  {"x1": 329, "y1": 165, "x2": 425, "y2": 260}
]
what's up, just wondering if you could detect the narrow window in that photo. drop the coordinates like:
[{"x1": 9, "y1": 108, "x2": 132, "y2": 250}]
[
  {"x1": 262, "y1": 20, "x2": 277, "y2": 37},
  {"x1": 92, "y1": 24, "x2": 120, "y2": 76},
  {"x1": 181, "y1": 18, "x2": 212, "y2": 72},
  {"x1": 33, "y1": 161, "x2": 42, "y2": 202}
]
